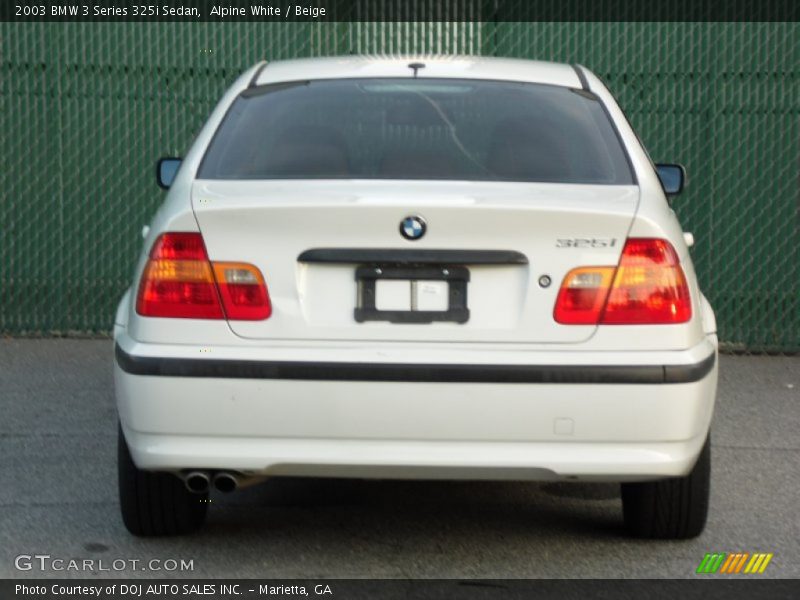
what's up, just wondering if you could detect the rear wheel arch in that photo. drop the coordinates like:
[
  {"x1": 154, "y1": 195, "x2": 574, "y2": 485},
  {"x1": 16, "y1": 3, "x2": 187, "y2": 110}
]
[
  {"x1": 117, "y1": 424, "x2": 208, "y2": 536},
  {"x1": 621, "y1": 434, "x2": 711, "y2": 539}
]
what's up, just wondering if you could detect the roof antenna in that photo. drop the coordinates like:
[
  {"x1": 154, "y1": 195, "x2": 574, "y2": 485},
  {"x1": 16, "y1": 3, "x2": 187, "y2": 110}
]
[{"x1": 408, "y1": 62, "x2": 425, "y2": 78}]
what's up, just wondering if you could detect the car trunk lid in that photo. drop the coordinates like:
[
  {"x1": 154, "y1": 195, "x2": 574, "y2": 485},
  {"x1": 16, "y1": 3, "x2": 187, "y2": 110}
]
[{"x1": 191, "y1": 180, "x2": 638, "y2": 343}]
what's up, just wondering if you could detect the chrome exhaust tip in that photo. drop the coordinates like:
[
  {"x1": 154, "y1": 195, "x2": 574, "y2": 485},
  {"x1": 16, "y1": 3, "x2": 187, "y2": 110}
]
[
  {"x1": 212, "y1": 472, "x2": 238, "y2": 493},
  {"x1": 184, "y1": 471, "x2": 210, "y2": 494}
]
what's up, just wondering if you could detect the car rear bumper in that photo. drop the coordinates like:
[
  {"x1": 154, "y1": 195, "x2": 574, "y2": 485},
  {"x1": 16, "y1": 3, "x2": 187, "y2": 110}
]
[{"x1": 114, "y1": 333, "x2": 718, "y2": 481}]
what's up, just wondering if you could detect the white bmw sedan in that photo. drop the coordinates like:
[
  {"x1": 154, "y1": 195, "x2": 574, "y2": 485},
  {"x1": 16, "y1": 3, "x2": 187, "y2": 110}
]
[{"x1": 114, "y1": 56, "x2": 717, "y2": 538}]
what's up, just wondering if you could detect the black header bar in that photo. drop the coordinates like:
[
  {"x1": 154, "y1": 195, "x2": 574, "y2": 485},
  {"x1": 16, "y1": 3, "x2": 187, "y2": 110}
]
[
  {"x1": 4, "y1": 0, "x2": 800, "y2": 23},
  {"x1": 3, "y1": 578, "x2": 799, "y2": 600}
]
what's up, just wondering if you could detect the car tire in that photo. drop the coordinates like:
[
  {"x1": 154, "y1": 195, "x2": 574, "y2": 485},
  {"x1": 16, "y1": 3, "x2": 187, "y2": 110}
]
[
  {"x1": 118, "y1": 424, "x2": 208, "y2": 536},
  {"x1": 621, "y1": 434, "x2": 710, "y2": 539}
]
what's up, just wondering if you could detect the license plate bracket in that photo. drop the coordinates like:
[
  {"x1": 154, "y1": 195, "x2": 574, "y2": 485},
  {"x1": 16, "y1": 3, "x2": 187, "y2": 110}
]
[{"x1": 354, "y1": 265, "x2": 470, "y2": 324}]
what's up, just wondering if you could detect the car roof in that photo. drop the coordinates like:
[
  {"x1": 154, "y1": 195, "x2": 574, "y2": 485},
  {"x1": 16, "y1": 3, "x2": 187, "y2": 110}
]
[{"x1": 253, "y1": 55, "x2": 582, "y2": 88}]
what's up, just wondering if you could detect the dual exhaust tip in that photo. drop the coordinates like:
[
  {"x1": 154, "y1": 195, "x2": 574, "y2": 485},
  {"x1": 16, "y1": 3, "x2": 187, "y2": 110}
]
[{"x1": 184, "y1": 471, "x2": 238, "y2": 494}]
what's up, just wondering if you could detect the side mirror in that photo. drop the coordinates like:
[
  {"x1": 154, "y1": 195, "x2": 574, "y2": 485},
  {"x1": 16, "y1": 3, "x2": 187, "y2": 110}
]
[
  {"x1": 156, "y1": 157, "x2": 182, "y2": 189},
  {"x1": 655, "y1": 163, "x2": 686, "y2": 196}
]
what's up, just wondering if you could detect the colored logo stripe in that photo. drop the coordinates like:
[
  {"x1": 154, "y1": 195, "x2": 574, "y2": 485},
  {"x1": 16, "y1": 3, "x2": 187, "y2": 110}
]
[
  {"x1": 719, "y1": 553, "x2": 749, "y2": 573},
  {"x1": 744, "y1": 553, "x2": 773, "y2": 574},
  {"x1": 697, "y1": 553, "x2": 726, "y2": 574},
  {"x1": 697, "y1": 552, "x2": 773, "y2": 574}
]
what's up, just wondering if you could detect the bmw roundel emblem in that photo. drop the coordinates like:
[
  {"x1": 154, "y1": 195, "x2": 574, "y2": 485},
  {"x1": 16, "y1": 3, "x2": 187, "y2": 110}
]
[{"x1": 399, "y1": 215, "x2": 427, "y2": 241}]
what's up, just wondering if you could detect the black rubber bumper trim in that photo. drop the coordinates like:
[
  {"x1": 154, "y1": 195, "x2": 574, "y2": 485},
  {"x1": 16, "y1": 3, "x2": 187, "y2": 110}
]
[
  {"x1": 663, "y1": 352, "x2": 717, "y2": 383},
  {"x1": 115, "y1": 344, "x2": 715, "y2": 385},
  {"x1": 297, "y1": 248, "x2": 528, "y2": 265}
]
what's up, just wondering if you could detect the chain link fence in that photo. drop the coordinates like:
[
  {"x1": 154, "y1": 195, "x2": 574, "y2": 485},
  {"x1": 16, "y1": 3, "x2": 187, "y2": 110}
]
[{"x1": 1, "y1": 22, "x2": 798, "y2": 351}]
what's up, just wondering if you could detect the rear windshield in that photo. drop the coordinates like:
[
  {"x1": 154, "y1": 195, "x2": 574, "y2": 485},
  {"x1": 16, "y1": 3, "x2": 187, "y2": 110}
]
[{"x1": 199, "y1": 78, "x2": 634, "y2": 184}]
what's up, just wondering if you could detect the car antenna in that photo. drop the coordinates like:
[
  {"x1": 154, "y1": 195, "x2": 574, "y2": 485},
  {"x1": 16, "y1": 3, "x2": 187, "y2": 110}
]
[{"x1": 408, "y1": 62, "x2": 425, "y2": 78}]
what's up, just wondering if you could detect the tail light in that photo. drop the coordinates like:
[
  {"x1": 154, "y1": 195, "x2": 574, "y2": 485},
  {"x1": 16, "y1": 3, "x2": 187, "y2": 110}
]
[
  {"x1": 554, "y1": 238, "x2": 691, "y2": 325},
  {"x1": 213, "y1": 263, "x2": 272, "y2": 320},
  {"x1": 136, "y1": 232, "x2": 271, "y2": 320},
  {"x1": 553, "y1": 266, "x2": 616, "y2": 325}
]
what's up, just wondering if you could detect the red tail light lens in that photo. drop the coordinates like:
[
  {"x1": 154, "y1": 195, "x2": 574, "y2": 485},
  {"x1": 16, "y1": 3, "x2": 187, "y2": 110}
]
[
  {"x1": 601, "y1": 238, "x2": 691, "y2": 324},
  {"x1": 136, "y1": 233, "x2": 271, "y2": 321},
  {"x1": 553, "y1": 267, "x2": 616, "y2": 324},
  {"x1": 213, "y1": 263, "x2": 272, "y2": 320},
  {"x1": 148, "y1": 232, "x2": 208, "y2": 261},
  {"x1": 554, "y1": 238, "x2": 692, "y2": 325},
  {"x1": 136, "y1": 233, "x2": 223, "y2": 319}
]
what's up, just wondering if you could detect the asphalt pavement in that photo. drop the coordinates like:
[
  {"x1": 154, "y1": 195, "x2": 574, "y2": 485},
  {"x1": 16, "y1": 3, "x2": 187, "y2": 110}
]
[{"x1": 1, "y1": 339, "x2": 798, "y2": 579}]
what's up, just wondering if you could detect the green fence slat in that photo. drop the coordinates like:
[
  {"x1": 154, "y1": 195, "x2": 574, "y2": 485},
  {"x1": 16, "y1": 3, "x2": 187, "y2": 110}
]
[{"x1": 1, "y1": 22, "x2": 798, "y2": 350}]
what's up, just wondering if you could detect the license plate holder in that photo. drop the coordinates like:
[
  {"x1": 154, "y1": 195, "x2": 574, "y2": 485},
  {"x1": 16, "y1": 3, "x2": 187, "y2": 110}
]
[{"x1": 354, "y1": 265, "x2": 470, "y2": 324}]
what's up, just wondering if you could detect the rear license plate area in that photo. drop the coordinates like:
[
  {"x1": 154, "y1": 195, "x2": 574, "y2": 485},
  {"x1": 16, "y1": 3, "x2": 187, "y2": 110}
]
[{"x1": 355, "y1": 265, "x2": 469, "y2": 324}]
